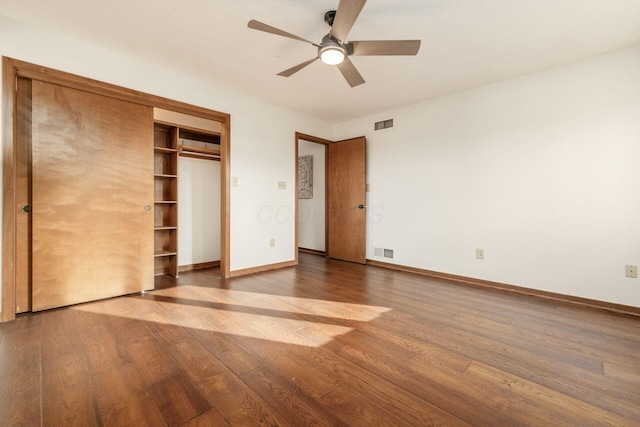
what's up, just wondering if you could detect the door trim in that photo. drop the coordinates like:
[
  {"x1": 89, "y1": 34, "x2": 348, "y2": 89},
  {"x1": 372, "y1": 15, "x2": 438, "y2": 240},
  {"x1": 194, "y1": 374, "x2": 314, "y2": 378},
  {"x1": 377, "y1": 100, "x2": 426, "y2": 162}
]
[
  {"x1": 2, "y1": 57, "x2": 232, "y2": 321},
  {"x1": 294, "y1": 133, "x2": 332, "y2": 262}
]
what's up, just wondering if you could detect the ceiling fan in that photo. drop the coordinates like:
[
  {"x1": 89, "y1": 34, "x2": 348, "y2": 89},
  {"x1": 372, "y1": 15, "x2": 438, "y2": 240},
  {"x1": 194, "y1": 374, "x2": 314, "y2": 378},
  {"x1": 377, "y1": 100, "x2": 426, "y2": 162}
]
[{"x1": 247, "y1": 0, "x2": 421, "y2": 87}]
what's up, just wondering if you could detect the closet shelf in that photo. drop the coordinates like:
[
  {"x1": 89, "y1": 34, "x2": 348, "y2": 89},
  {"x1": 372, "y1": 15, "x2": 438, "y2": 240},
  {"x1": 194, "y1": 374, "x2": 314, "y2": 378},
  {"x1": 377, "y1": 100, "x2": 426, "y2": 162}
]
[
  {"x1": 180, "y1": 144, "x2": 220, "y2": 156},
  {"x1": 154, "y1": 250, "x2": 177, "y2": 257},
  {"x1": 154, "y1": 147, "x2": 178, "y2": 153}
]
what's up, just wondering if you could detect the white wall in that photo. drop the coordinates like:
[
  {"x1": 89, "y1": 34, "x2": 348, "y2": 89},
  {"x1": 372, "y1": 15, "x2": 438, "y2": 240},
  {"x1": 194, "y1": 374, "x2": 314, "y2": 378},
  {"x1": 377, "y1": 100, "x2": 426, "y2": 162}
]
[
  {"x1": 0, "y1": 14, "x2": 333, "y2": 303},
  {"x1": 298, "y1": 140, "x2": 326, "y2": 252},
  {"x1": 178, "y1": 157, "x2": 220, "y2": 266},
  {"x1": 334, "y1": 45, "x2": 640, "y2": 308}
]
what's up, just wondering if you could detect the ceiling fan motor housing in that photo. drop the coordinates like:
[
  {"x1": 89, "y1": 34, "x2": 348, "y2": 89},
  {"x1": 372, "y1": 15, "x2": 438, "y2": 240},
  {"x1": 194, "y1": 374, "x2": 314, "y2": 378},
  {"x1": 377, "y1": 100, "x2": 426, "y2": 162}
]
[{"x1": 318, "y1": 34, "x2": 348, "y2": 64}]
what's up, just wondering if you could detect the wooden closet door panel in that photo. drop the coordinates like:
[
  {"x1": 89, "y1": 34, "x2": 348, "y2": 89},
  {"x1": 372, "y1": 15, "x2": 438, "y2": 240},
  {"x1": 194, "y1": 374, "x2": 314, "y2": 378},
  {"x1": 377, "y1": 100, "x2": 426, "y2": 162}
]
[{"x1": 31, "y1": 81, "x2": 154, "y2": 311}]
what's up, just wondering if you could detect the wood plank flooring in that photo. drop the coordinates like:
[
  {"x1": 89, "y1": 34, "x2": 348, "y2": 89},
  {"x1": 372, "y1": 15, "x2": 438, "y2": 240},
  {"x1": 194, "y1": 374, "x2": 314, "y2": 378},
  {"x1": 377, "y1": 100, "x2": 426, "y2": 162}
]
[{"x1": 1, "y1": 253, "x2": 639, "y2": 426}]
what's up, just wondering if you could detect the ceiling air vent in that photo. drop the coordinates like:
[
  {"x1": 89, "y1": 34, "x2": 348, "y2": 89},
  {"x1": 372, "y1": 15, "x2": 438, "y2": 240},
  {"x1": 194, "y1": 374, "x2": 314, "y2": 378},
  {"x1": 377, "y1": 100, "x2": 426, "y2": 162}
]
[{"x1": 374, "y1": 119, "x2": 393, "y2": 131}]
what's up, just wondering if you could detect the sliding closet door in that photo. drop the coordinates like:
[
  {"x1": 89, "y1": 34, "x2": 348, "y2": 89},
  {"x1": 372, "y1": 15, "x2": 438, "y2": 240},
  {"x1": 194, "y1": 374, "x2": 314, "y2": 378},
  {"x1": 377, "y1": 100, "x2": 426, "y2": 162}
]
[{"x1": 31, "y1": 81, "x2": 154, "y2": 311}]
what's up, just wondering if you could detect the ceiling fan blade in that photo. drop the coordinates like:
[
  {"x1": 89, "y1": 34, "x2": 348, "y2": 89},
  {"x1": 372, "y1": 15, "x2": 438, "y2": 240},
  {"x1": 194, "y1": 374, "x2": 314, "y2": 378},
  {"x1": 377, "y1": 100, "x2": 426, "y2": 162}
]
[
  {"x1": 277, "y1": 58, "x2": 319, "y2": 77},
  {"x1": 336, "y1": 57, "x2": 365, "y2": 87},
  {"x1": 248, "y1": 20, "x2": 317, "y2": 46},
  {"x1": 330, "y1": 0, "x2": 367, "y2": 43},
  {"x1": 350, "y1": 40, "x2": 421, "y2": 56}
]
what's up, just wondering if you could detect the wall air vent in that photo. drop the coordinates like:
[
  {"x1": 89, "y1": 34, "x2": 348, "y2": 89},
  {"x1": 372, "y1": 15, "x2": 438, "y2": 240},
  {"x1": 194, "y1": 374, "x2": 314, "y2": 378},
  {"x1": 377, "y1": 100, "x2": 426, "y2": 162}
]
[
  {"x1": 374, "y1": 119, "x2": 394, "y2": 131},
  {"x1": 374, "y1": 247, "x2": 394, "y2": 259}
]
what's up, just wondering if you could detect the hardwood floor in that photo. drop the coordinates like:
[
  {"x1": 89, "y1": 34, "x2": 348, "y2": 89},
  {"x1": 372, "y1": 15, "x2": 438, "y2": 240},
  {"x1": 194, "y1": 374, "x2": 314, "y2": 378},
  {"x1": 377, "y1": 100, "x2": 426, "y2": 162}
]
[{"x1": 1, "y1": 253, "x2": 639, "y2": 426}]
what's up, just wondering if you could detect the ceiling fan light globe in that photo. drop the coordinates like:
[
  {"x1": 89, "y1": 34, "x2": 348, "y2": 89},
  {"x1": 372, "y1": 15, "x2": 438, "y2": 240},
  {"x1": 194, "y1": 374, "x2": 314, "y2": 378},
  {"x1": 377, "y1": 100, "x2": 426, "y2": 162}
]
[{"x1": 320, "y1": 47, "x2": 345, "y2": 65}]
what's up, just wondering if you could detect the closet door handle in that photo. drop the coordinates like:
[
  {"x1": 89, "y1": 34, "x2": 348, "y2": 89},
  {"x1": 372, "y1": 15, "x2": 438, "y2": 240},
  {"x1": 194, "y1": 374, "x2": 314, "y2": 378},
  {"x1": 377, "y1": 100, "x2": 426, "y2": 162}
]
[{"x1": 21, "y1": 205, "x2": 32, "y2": 213}]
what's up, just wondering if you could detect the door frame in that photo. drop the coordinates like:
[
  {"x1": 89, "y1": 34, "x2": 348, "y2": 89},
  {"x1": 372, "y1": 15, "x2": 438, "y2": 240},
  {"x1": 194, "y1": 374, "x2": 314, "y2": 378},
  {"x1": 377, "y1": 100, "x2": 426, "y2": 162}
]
[
  {"x1": 2, "y1": 57, "x2": 232, "y2": 321},
  {"x1": 294, "y1": 132, "x2": 332, "y2": 261}
]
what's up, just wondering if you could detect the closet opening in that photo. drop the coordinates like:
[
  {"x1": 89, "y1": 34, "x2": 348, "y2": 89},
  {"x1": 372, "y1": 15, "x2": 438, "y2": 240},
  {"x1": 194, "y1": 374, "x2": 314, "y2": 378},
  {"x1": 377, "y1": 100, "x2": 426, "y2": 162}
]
[{"x1": 153, "y1": 108, "x2": 224, "y2": 283}]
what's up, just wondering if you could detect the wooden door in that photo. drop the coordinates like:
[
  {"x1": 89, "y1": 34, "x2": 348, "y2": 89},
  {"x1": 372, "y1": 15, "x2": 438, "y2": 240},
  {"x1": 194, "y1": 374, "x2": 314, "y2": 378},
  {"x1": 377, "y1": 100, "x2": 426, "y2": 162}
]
[
  {"x1": 31, "y1": 81, "x2": 154, "y2": 311},
  {"x1": 327, "y1": 136, "x2": 367, "y2": 263}
]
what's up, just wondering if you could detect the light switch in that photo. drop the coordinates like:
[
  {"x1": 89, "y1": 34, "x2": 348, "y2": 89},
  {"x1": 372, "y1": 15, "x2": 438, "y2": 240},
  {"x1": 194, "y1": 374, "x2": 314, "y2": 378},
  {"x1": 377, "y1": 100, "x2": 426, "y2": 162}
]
[{"x1": 231, "y1": 176, "x2": 238, "y2": 187}]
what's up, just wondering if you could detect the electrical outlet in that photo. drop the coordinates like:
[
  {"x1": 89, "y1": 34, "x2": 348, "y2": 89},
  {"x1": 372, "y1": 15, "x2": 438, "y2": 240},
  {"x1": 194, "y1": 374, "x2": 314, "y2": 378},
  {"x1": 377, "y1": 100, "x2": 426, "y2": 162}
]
[
  {"x1": 476, "y1": 248, "x2": 485, "y2": 260},
  {"x1": 269, "y1": 238, "x2": 275, "y2": 248},
  {"x1": 278, "y1": 181, "x2": 286, "y2": 190},
  {"x1": 625, "y1": 265, "x2": 637, "y2": 278}
]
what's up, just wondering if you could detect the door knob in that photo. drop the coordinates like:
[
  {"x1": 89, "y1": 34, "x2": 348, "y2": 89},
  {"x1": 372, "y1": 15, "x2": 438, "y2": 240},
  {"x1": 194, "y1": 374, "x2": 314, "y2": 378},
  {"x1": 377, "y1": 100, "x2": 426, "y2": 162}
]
[
  {"x1": 358, "y1": 204, "x2": 366, "y2": 209},
  {"x1": 21, "y1": 205, "x2": 32, "y2": 213}
]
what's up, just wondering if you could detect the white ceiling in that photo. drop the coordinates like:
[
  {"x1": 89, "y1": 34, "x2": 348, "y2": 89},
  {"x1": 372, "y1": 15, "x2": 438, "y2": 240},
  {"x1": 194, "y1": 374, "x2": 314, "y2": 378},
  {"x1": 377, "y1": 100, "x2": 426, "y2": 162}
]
[{"x1": 2, "y1": 0, "x2": 640, "y2": 123}]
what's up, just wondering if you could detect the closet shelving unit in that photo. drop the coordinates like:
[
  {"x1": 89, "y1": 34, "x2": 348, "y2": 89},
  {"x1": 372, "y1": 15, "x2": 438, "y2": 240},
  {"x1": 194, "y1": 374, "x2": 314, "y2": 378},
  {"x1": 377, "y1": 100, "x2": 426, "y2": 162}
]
[
  {"x1": 153, "y1": 122, "x2": 221, "y2": 278},
  {"x1": 153, "y1": 123, "x2": 179, "y2": 277}
]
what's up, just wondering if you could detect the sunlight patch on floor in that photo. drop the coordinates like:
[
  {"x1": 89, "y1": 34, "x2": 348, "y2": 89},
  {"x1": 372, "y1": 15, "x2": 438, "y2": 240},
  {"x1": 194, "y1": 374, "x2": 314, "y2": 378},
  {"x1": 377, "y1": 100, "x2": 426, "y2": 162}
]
[
  {"x1": 73, "y1": 288, "x2": 392, "y2": 347},
  {"x1": 157, "y1": 286, "x2": 392, "y2": 322}
]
